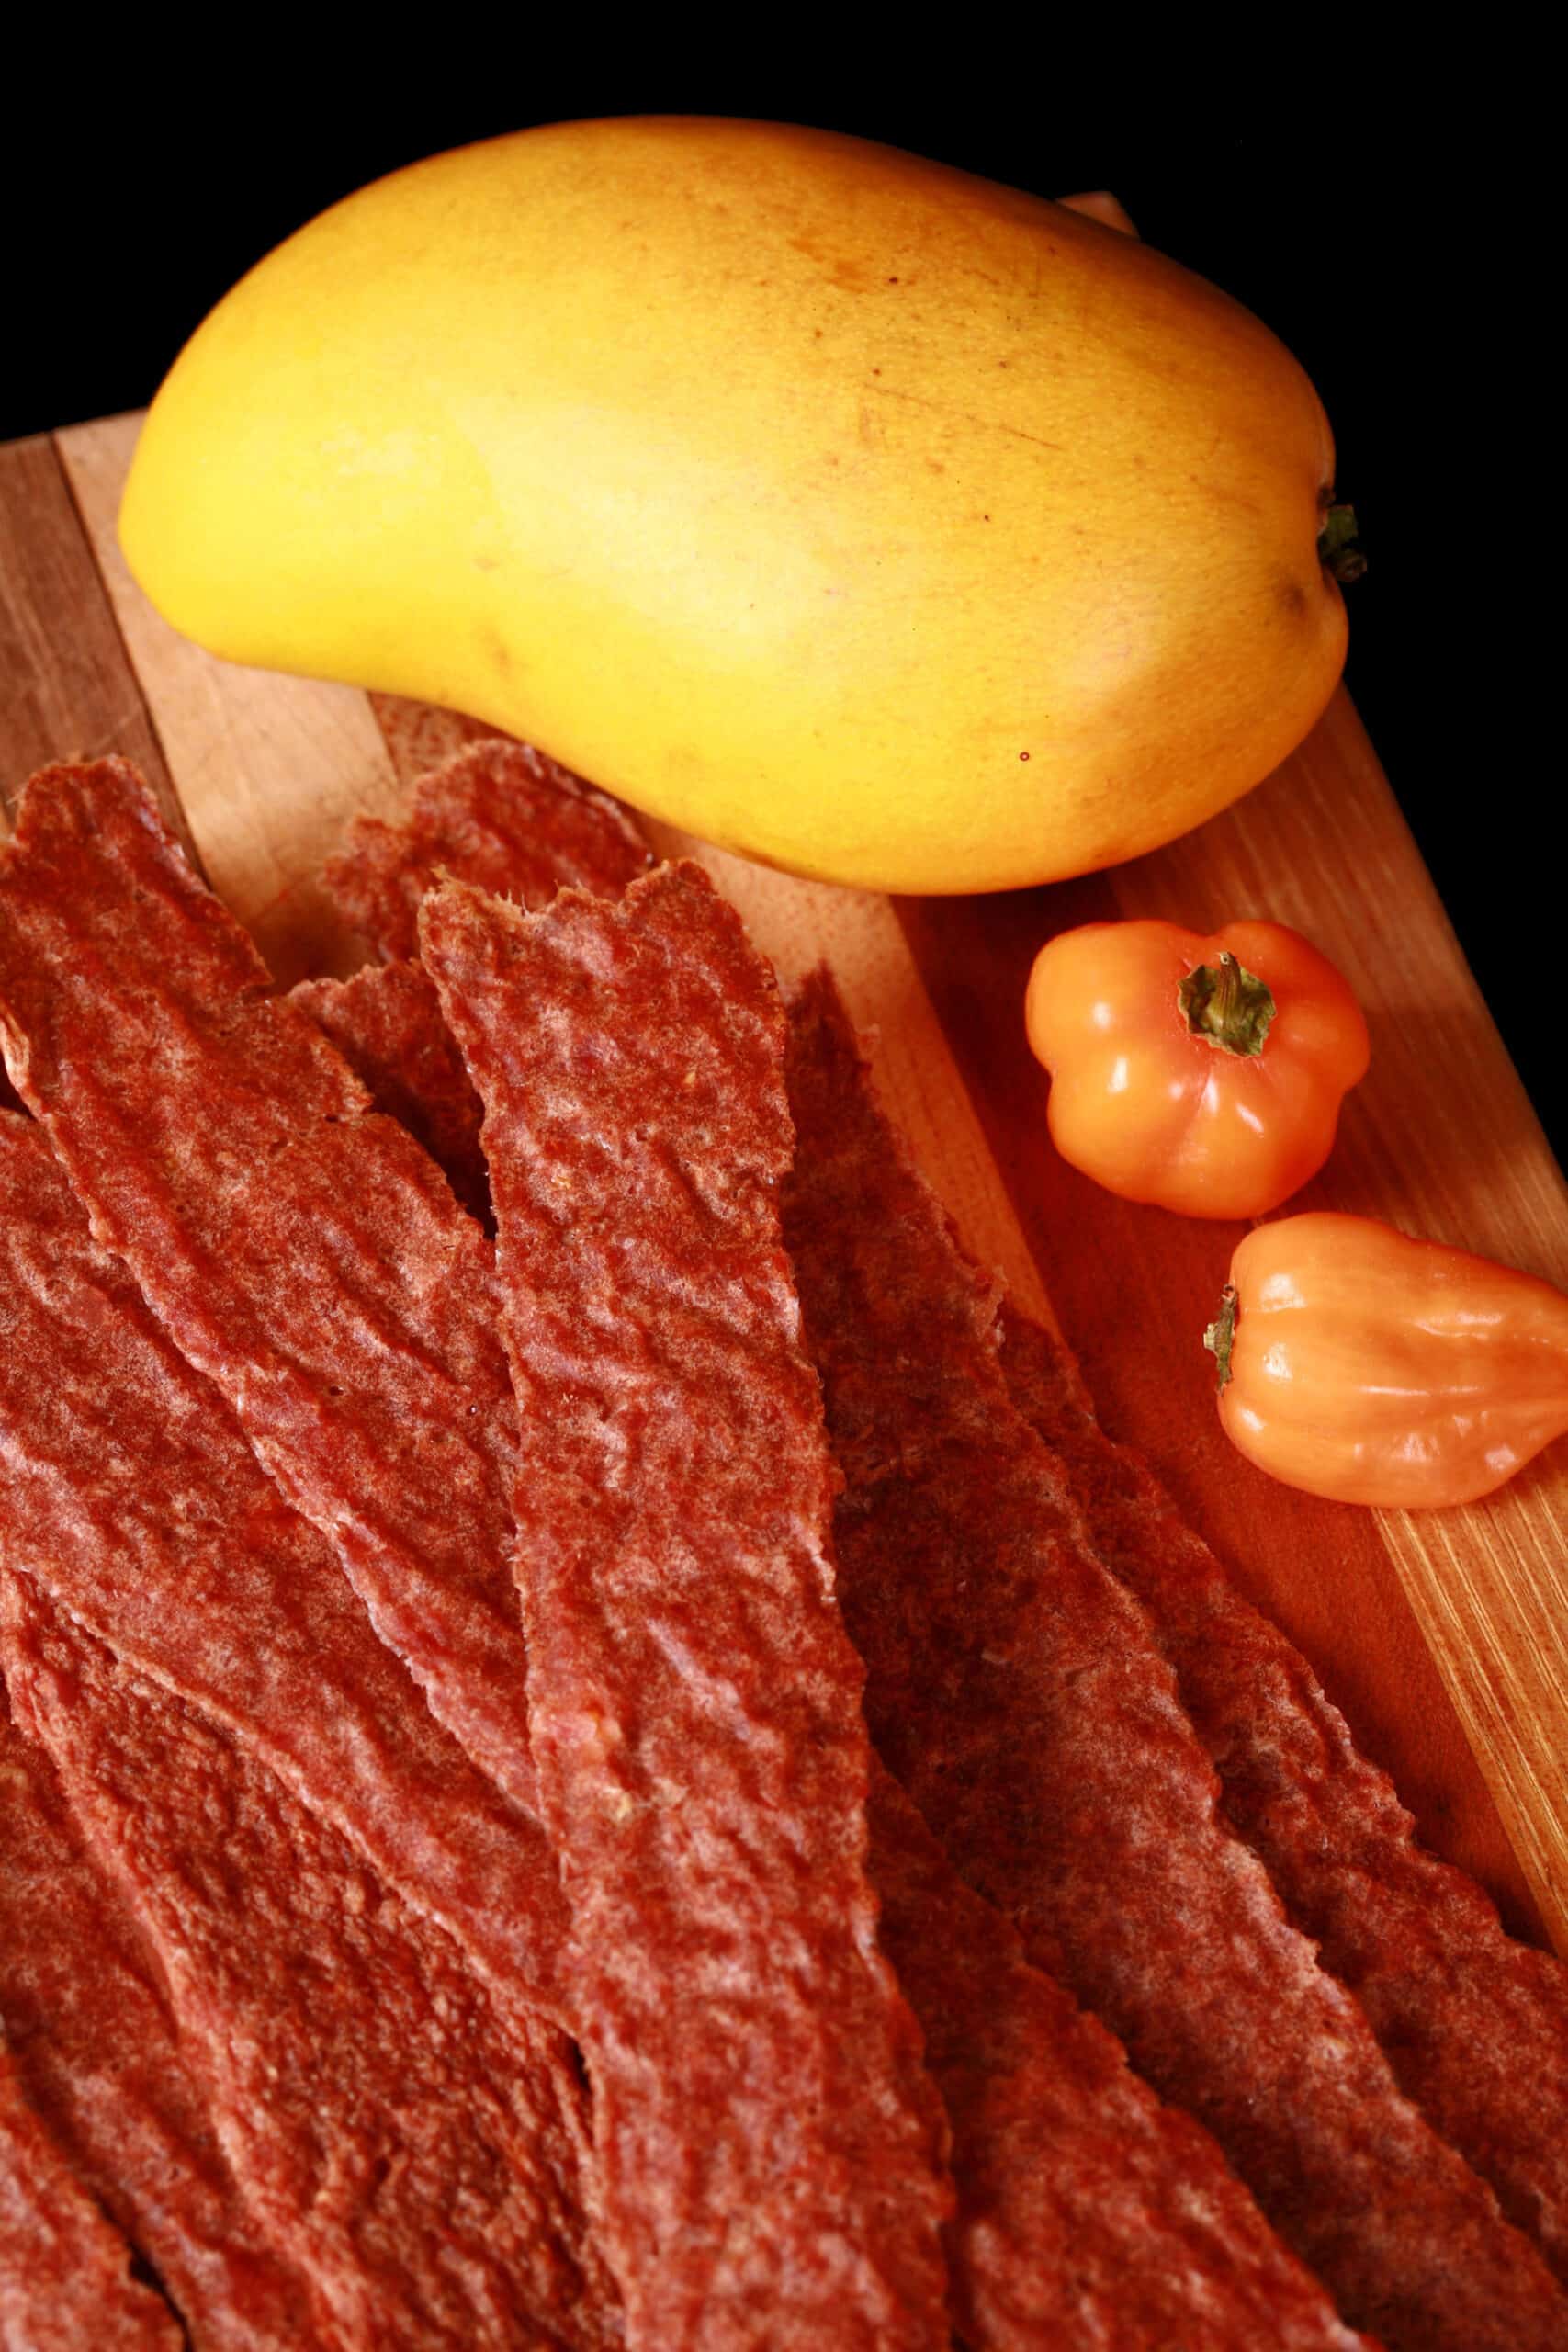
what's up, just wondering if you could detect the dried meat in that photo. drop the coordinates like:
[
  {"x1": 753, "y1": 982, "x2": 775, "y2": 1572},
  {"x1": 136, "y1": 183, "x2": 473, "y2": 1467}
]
[
  {"x1": 300, "y1": 781, "x2": 1368, "y2": 2347},
  {"x1": 0, "y1": 2037, "x2": 181, "y2": 2352},
  {"x1": 0, "y1": 761, "x2": 541, "y2": 1830},
  {"x1": 2, "y1": 1580, "x2": 620, "y2": 2352},
  {"x1": 324, "y1": 736, "x2": 650, "y2": 960},
  {"x1": 997, "y1": 1302, "x2": 1568, "y2": 2285},
  {"x1": 865, "y1": 1760, "x2": 1367, "y2": 2350},
  {"x1": 423, "y1": 865, "x2": 953, "y2": 2351},
  {"x1": 0, "y1": 1103, "x2": 564, "y2": 2018},
  {"x1": 779, "y1": 970, "x2": 1568, "y2": 2352},
  {"x1": 1, "y1": 1663, "x2": 317, "y2": 2350}
]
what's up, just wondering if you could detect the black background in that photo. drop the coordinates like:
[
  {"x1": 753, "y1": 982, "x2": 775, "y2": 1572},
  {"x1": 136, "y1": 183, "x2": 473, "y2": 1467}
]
[{"x1": 6, "y1": 64, "x2": 1557, "y2": 1166}]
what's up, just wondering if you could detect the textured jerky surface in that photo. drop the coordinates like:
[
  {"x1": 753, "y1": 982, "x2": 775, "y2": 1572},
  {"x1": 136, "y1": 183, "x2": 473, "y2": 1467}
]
[
  {"x1": 997, "y1": 1303, "x2": 1568, "y2": 2284},
  {"x1": 0, "y1": 1106, "x2": 564, "y2": 2016},
  {"x1": 865, "y1": 1759, "x2": 1368, "y2": 2352},
  {"x1": 324, "y1": 736, "x2": 651, "y2": 960},
  {"x1": 0, "y1": 1666, "x2": 317, "y2": 2351},
  {"x1": 0, "y1": 2038, "x2": 180, "y2": 2352},
  {"x1": 780, "y1": 972, "x2": 1568, "y2": 2352},
  {"x1": 0, "y1": 760, "x2": 541, "y2": 1831},
  {"x1": 293, "y1": 826, "x2": 1360, "y2": 2350},
  {"x1": 3, "y1": 1582, "x2": 620, "y2": 2352},
  {"x1": 294, "y1": 961, "x2": 491, "y2": 1221},
  {"x1": 423, "y1": 865, "x2": 952, "y2": 2352}
]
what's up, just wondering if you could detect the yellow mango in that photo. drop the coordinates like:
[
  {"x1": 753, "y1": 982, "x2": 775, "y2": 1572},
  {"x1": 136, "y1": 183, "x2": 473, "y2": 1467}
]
[{"x1": 120, "y1": 118, "x2": 1349, "y2": 891}]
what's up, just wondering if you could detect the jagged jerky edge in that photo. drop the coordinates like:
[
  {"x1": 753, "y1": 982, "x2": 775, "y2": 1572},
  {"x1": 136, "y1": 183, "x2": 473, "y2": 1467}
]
[
  {"x1": 423, "y1": 865, "x2": 953, "y2": 2351},
  {"x1": 1, "y1": 1580, "x2": 621, "y2": 2352},
  {"x1": 0, "y1": 760, "x2": 542, "y2": 1826},
  {"x1": 996, "y1": 1302, "x2": 1568, "y2": 2284},
  {"x1": 0, "y1": 1663, "x2": 317, "y2": 2350},
  {"x1": 779, "y1": 970, "x2": 1568, "y2": 2352},
  {"x1": 324, "y1": 736, "x2": 651, "y2": 961},
  {"x1": 0, "y1": 1105, "x2": 566, "y2": 2021},
  {"x1": 294, "y1": 960, "x2": 491, "y2": 1223},
  {"x1": 0, "y1": 2038, "x2": 182, "y2": 2352}
]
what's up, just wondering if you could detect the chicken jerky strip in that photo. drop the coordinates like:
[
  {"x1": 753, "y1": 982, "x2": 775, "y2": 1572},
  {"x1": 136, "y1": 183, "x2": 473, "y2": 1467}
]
[
  {"x1": 0, "y1": 760, "x2": 542, "y2": 1828},
  {"x1": 997, "y1": 1304, "x2": 1568, "y2": 2285},
  {"x1": 865, "y1": 1760, "x2": 1368, "y2": 2352},
  {"x1": 423, "y1": 865, "x2": 953, "y2": 2352},
  {"x1": 323, "y1": 735, "x2": 650, "y2": 961},
  {"x1": 780, "y1": 972, "x2": 1568, "y2": 2352},
  {"x1": 1, "y1": 1669, "x2": 318, "y2": 2351},
  {"x1": 0, "y1": 1107, "x2": 565, "y2": 2018},
  {"x1": 306, "y1": 775, "x2": 1378, "y2": 2349},
  {"x1": 2, "y1": 1581, "x2": 620, "y2": 2352},
  {"x1": 0, "y1": 2041, "x2": 181, "y2": 2352}
]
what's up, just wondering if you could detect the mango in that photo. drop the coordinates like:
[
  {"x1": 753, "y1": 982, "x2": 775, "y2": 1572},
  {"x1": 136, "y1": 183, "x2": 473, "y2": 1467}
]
[{"x1": 120, "y1": 118, "x2": 1349, "y2": 892}]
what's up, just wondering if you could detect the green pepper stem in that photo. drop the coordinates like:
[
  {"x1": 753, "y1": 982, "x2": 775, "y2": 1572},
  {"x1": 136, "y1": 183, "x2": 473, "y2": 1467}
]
[
  {"x1": 1318, "y1": 502, "x2": 1367, "y2": 583},
  {"x1": 1204, "y1": 1284, "x2": 1238, "y2": 1392},
  {"x1": 1178, "y1": 953, "x2": 1277, "y2": 1057}
]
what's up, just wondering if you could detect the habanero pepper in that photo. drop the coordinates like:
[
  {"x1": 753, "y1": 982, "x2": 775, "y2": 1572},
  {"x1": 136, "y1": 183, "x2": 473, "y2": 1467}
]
[
  {"x1": 1205, "y1": 1213, "x2": 1568, "y2": 1508},
  {"x1": 1024, "y1": 919, "x2": 1370, "y2": 1220}
]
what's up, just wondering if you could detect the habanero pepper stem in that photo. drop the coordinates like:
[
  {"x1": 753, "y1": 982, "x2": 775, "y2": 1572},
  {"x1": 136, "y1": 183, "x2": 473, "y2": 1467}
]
[{"x1": 1205, "y1": 1214, "x2": 1568, "y2": 1510}]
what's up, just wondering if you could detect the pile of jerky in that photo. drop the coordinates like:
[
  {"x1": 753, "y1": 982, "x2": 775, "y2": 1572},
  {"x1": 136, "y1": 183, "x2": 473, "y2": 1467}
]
[{"x1": 1, "y1": 743, "x2": 1564, "y2": 2352}]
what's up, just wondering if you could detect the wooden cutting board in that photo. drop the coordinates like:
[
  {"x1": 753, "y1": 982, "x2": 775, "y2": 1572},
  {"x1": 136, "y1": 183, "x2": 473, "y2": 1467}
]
[{"x1": 3, "y1": 408, "x2": 1565, "y2": 1962}]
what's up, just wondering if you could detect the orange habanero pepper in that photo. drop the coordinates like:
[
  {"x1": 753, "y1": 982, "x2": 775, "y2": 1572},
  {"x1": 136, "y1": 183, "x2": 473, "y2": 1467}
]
[
  {"x1": 1025, "y1": 918, "x2": 1369, "y2": 1219},
  {"x1": 1205, "y1": 1213, "x2": 1568, "y2": 1508}
]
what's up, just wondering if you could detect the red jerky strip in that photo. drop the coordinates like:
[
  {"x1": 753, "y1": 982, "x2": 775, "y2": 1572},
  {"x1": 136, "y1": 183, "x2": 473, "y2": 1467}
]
[
  {"x1": 0, "y1": 1673, "x2": 318, "y2": 2350},
  {"x1": 263, "y1": 950, "x2": 1371, "y2": 2352},
  {"x1": 0, "y1": 1105, "x2": 564, "y2": 2017},
  {"x1": 780, "y1": 972, "x2": 1568, "y2": 2352},
  {"x1": 0, "y1": 761, "x2": 542, "y2": 1835},
  {"x1": 3, "y1": 1582, "x2": 620, "y2": 2352},
  {"x1": 997, "y1": 1303, "x2": 1568, "y2": 2286},
  {"x1": 294, "y1": 961, "x2": 491, "y2": 1222},
  {"x1": 865, "y1": 1759, "x2": 1368, "y2": 2352},
  {"x1": 0, "y1": 2042, "x2": 181, "y2": 2352},
  {"x1": 285, "y1": 913, "x2": 1359, "y2": 2351},
  {"x1": 324, "y1": 736, "x2": 651, "y2": 960},
  {"x1": 423, "y1": 865, "x2": 953, "y2": 2352}
]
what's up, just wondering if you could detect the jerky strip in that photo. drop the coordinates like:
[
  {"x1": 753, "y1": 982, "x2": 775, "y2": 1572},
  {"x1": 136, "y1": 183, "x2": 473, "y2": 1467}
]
[
  {"x1": 0, "y1": 2040, "x2": 180, "y2": 2352},
  {"x1": 2, "y1": 1580, "x2": 619, "y2": 2352},
  {"x1": 0, "y1": 761, "x2": 541, "y2": 1833},
  {"x1": 866, "y1": 1760, "x2": 1367, "y2": 2351},
  {"x1": 423, "y1": 865, "x2": 953, "y2": 2351},
  {"x1": 998, "y1": 1302, "x2": 1568, "y2": 2284},
  {"x1": 780, "y1": 971, "x2": 1568, "y2": 2352},
  {"x1": 324, "y1": 736, "x2": 650, "y2": 960},
  {"x1": 306, "y1": 786, "x2": 1371, "y2": 2347},
  {"x1": 0, "y1": 1106, "x2": 564, "y2": 2018},
  {"x1": 1, "y1": 1672, "x2": 318, "y2": 2350}
]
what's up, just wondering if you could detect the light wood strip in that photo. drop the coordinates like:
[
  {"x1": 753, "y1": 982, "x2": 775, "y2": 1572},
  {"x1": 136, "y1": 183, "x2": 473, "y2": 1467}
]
[
  {"x1": 0, "y1": 434, "x2": 189, "y2": 854},
  {"x1": 56, "y1": 413, "x2": 404, "y2": 986}
]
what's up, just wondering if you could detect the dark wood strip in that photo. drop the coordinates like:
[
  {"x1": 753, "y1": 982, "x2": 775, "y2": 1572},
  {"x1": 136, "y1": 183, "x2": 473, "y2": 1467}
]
[{"x1": 0, "y1": 435, "x2": 197, "y2": 867}]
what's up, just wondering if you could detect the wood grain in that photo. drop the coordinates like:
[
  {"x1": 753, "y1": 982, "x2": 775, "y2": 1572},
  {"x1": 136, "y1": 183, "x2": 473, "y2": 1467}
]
[
  {"x1": 0, "y1": 435, "x2": 188, "y2": 855},
  {"x1": 10, "y1": 407, "x2": 1565, "y2": 1957}
]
